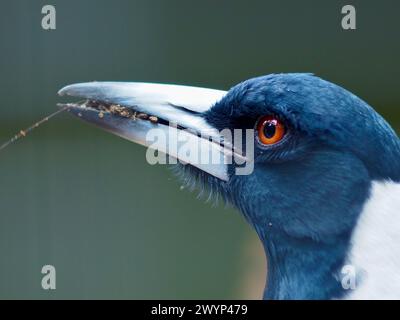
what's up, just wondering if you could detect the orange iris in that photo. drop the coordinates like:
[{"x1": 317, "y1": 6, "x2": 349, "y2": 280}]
[{"x1": 257, "y1": 115, "x2": 286, "y2": 145}]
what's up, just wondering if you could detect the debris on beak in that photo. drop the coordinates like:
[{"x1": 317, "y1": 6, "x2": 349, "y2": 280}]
[{"x1": 74, "y1": 100, "x2": 159, "y2": 124}]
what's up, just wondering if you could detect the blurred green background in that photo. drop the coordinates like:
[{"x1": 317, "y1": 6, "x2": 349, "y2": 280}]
[{"x1": 0, "y1": 0, "x2": 399, "y2": 299}]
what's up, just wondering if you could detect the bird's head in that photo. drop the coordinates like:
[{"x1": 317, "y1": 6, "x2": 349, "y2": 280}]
[
  {"x1": 204, "y1": 74, "x2": 400, "y2": 239},
  {"x1": 59, "y1": 73, "x2": 400, "y2": 299}
]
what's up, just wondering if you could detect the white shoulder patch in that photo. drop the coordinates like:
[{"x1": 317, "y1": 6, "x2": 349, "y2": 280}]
[{"x1": 345, "y1": 180, "x2": 400, "y2": 299}]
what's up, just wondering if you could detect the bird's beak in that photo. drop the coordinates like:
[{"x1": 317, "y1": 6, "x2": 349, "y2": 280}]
[{"x1": 58, "y1": 82, "x2": 245, "y2": 181}]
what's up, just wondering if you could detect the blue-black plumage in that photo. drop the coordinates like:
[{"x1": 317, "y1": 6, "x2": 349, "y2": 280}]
[{"x1": 58, "y1": 74, "x2": 400, "y2": 299}]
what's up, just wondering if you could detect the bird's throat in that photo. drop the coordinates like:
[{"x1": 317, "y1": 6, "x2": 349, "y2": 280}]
[{"x1": 260, "y1": 230, "x2": 350, "y2": 300}]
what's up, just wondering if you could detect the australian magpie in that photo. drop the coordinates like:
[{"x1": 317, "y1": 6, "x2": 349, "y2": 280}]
[{"x1": 58, "y1": 73, "x2": 400, "y2": 299}]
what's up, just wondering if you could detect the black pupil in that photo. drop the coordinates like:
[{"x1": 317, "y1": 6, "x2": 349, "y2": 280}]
[{"x1": 263, "y1": 121, "x2": 276, "y2": 138}]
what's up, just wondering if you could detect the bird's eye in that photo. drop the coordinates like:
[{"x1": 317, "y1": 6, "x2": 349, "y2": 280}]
[{"x1": 256, "y1": 115, "x2": 286, "y2": 145}]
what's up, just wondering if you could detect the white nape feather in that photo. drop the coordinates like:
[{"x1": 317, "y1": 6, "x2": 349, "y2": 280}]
[{"x1": 345, "y1": 180, "x2": 400, "y2": 299}]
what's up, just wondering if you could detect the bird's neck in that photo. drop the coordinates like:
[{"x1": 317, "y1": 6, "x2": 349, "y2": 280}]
[{"x1": 259, "y1": 230, "x2": 350, "y2": 300}]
